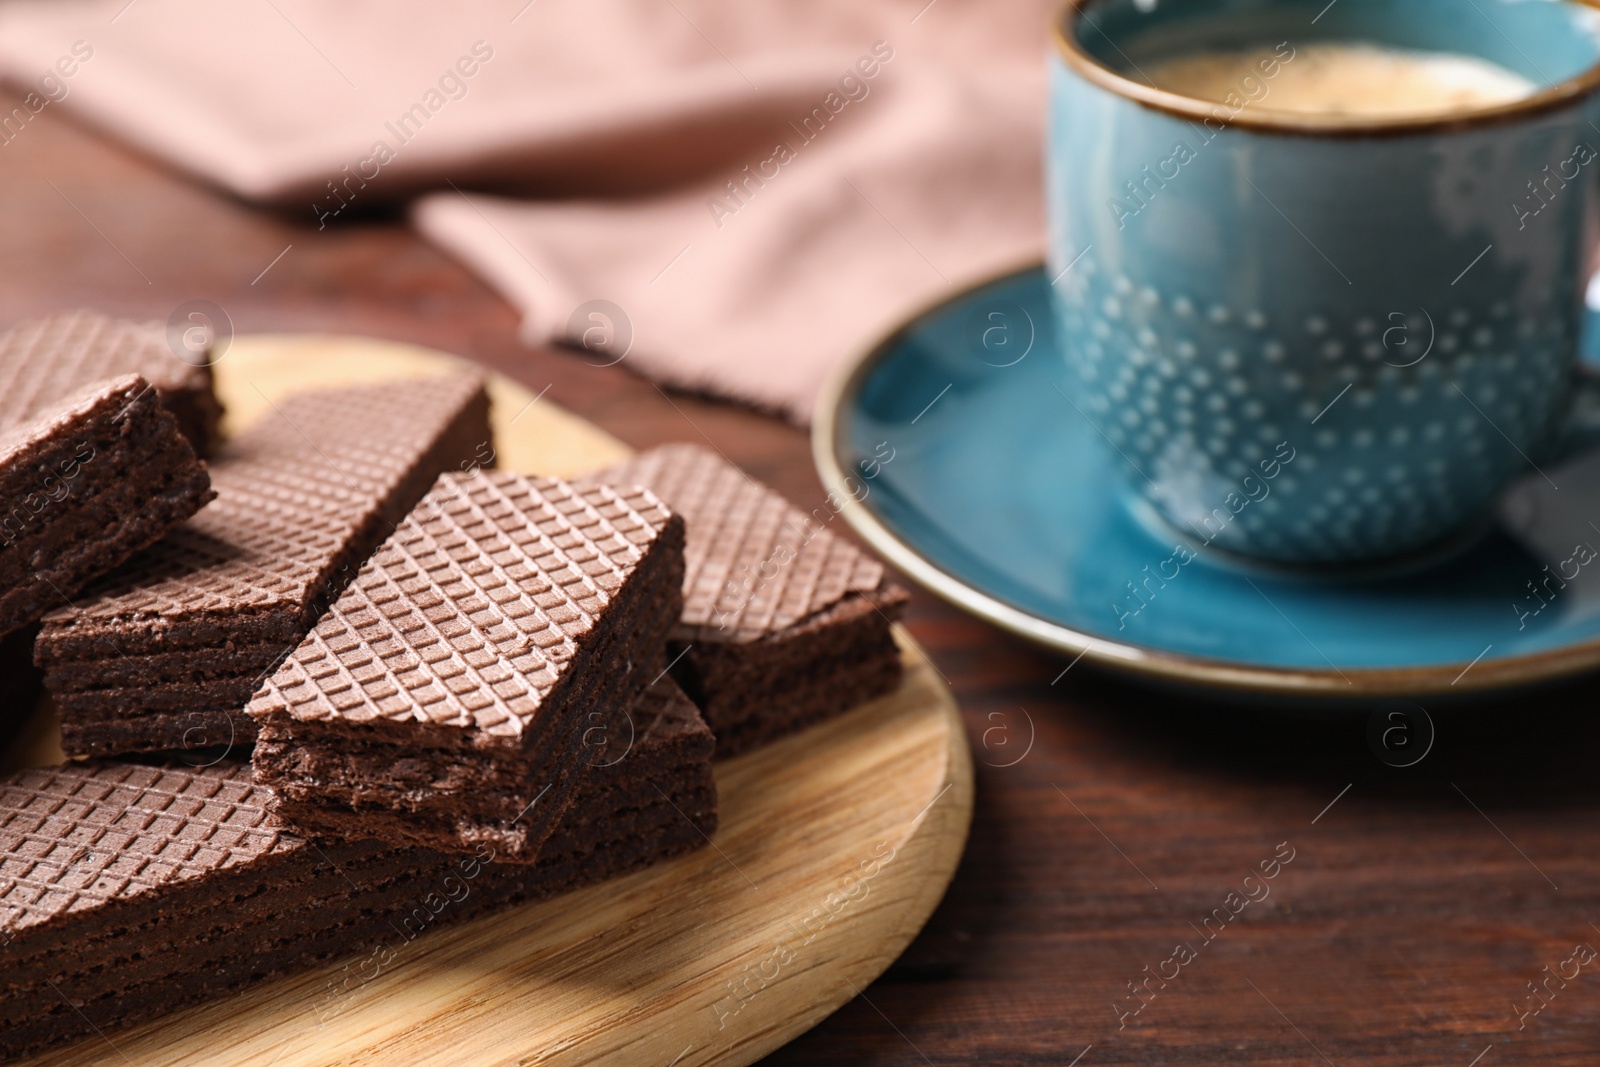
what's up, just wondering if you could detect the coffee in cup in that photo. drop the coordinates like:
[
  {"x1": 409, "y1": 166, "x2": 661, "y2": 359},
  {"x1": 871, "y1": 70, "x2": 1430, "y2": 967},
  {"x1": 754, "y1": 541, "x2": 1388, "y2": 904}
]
[{"x1": 1143, "y1": 42, "x2": 1537, "y2": 118}]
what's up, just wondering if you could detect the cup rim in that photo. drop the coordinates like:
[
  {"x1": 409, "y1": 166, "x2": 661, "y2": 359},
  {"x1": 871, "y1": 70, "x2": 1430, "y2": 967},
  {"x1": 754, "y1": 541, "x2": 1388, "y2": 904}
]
[{"x1": 1054, "y1": 0, "x2": 1600, "y2": 137}]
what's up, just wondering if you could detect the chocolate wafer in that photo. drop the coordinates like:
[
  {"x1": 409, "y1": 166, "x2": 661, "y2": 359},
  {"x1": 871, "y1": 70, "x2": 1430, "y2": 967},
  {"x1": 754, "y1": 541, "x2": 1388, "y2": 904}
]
[
  {"x1": 0, "y1": 309, "x2": 223, "y2": 456},
  {"x1": 248, "y1": 470, "x2": 686, "y2": 862},
  {"x1": 580, "y1": 444, "x2": 907, "y2": 756},
  {"x1": 0, "y1": 374, "x2": 214, "y2": 642},
  {"x1": 0, "y1": 677, "x2": 715, "y2": 1061},
  {"x1": 36, "y1": 375, "x2": 492, "y2": 759},
  {"x1": 0, "y1": 628, "x2": 42, "y2": 752}
]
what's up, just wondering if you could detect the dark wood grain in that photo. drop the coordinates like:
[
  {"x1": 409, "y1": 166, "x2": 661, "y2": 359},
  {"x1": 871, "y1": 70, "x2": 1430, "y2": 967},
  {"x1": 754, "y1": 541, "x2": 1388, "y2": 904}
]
[{"x1": 5, "y1": 89, "x2": 1600, "y2": 1066}]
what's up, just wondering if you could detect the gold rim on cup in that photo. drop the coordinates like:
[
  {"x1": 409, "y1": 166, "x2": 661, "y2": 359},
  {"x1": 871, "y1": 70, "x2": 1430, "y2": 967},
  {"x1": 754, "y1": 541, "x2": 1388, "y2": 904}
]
[{"x1": 1052, "y1": 0, "x2": 1600, "y2": 138}]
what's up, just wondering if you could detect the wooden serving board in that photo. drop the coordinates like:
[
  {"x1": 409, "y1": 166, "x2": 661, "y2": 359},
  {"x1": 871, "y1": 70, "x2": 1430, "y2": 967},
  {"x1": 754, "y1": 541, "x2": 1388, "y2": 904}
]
[{"x1": 11, "y1": 336, "x2": 974, "y2": 1067}]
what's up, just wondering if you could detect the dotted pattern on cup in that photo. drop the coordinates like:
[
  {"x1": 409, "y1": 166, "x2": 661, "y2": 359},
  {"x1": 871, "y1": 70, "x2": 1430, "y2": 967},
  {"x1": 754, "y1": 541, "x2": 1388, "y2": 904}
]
[{"x1": 1054, "y1": 261, "x2": 1574, "y2": 563}]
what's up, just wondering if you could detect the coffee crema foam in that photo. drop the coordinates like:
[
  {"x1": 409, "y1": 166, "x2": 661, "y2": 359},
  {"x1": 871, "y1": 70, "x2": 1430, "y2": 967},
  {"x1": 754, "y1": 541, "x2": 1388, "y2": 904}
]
[{"x1": 1144, "y1": 42, "x2": 1538, "y2": 118}]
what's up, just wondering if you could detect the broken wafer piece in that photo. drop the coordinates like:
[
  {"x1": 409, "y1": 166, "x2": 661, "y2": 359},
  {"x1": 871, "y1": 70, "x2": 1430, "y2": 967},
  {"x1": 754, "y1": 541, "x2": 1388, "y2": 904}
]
[
  {"x1": 0, "y1": 373, "x2": 213, "y2": 642},
  {"x1": 579, "y1": 443, "x2": 908, "y2": 756},
  {"x1": 36, "y1": 374, "x2": 492, "y2": 759},
  {"x1": 247, "y1": 470, "x2": 686, "y2": 862},
  {"x1": 0, "y1": 309, "x2": 224, "y2": 457},
  {"x1": 0, "y1": 678, "x2": 715, "y2": 1061}
]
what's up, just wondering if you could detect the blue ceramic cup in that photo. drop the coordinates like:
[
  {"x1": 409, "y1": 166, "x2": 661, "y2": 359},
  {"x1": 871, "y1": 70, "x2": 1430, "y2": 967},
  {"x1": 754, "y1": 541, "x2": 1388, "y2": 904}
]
[{"x1": 1048, "y1": 0, "x2": 1600, "y2": 564}]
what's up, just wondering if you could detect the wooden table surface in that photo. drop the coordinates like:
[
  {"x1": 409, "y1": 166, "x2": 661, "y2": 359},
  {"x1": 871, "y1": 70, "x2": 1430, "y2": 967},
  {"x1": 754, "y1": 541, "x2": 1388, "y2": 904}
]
[{"x1": 7, "y1": 91, "x2": 1600, "y2": 1067}]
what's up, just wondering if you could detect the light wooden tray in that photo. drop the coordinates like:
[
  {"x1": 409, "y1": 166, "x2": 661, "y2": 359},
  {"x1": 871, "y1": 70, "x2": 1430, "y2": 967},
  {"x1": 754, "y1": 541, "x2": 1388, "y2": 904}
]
[{"x1": 13, "y1": 336, "x2": 974, "y2": 1067}]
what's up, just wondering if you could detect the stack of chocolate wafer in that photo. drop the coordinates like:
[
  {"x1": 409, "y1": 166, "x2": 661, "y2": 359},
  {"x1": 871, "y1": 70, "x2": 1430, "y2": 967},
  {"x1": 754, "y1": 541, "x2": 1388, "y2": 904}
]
[{"x1": 0, "y1": 312, "x2": 907, "y2": 1060}]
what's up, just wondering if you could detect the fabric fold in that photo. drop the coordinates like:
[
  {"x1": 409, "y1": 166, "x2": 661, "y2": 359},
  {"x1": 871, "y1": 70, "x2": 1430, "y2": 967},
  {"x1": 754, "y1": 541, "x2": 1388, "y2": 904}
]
[
  {"x1": 0, "y1": 0, "x2": 1051, "y2": 421},
  {"x1": 416, "y1": 63, "x2": 1044, "y2": 418}
]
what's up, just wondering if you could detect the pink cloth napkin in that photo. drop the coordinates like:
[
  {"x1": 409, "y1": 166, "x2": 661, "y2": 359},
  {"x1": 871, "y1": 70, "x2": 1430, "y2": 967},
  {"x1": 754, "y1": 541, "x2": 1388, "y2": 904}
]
[{"x1": 0, "y1": 0, "x2": 1049, "y2": 421}]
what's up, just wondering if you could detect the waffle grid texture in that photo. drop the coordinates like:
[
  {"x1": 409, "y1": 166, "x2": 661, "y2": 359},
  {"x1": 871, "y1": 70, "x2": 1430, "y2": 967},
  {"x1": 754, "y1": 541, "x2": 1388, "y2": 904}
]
[
  {"x1": 584, "y1": 444, "x2": 886, "y2": 643},
  {"x1": 0, "y1": 676, "x2": 712, "y2": 946},
  {"x1": 248, "y1": 471, "x2": 677, "y2": 739},
  {"x1": 42, "y1": 375, "x2": 489, "y2": 634},
  {"x1": 0, "y1": 762, "x2": 285, "y2": 937},
  {"x1": 0, "y1": 309, "x2": 219, "y2": 452}
]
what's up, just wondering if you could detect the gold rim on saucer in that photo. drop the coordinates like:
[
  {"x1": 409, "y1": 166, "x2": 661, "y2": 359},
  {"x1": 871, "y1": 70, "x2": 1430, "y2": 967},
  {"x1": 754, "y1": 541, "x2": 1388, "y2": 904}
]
[{"x1": 811, "y1": 263, "x2": 1600, "y2": 698}]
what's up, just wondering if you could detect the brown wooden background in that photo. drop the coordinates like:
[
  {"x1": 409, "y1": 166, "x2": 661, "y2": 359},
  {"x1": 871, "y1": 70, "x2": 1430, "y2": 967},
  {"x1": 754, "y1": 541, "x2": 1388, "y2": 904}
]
[{"x1": 6, "y1": 89, "x2": 1600, "y2": 1066}]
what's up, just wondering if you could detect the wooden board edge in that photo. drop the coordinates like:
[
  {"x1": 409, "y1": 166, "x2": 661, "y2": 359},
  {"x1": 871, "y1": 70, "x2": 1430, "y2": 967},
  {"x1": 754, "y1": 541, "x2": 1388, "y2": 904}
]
[{"x1": 707, "y1": 627, "x2": 974, "y2": 1067}]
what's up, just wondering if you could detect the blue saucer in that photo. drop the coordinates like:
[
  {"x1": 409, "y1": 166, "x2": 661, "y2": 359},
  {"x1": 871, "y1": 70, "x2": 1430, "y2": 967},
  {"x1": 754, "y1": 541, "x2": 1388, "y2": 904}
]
[{"x1": 814, "y1": 266, "x2": 1600, "y2": 697}]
